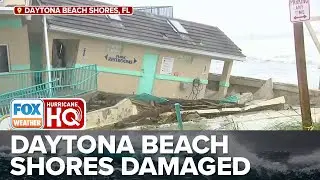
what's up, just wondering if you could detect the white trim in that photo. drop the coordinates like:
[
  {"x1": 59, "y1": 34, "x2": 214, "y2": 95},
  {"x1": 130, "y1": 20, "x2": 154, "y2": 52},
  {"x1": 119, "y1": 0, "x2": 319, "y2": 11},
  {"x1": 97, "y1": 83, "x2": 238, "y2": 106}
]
[
  {"x1": 25, "y1": 0, "x2": 32, "y2": 20},
  {"x1": 49, "y1": 25, "x2": 246, "y2": 61},
  {"x1": 305, "y1": 22, "x2": 320, "y2": 55},
  {"x1": 0, "y1": 7, "x2": 14, "y2": 14},
  {"x1": 0, "y1": 44, "x2": 10, "y2": 73}
]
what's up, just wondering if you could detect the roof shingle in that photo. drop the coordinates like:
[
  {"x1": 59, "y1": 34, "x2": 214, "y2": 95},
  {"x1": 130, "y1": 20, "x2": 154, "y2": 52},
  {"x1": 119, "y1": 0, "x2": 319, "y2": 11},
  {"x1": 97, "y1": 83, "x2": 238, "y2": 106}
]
[{"x1": 38, "y1": 0, "x2": 245, "y2": 59}]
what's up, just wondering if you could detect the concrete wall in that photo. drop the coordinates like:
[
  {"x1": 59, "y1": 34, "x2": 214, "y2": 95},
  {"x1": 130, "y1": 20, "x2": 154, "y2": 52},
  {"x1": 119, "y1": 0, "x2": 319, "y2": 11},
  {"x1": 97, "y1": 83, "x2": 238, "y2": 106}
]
[
  {"x1": 208, "y1": 73, "x2": 320, "y2": 105},
  {"x1": 86, "y1": 98, "x2": 138, "y2": 129},
  {"x1": 0, "y1": 21, "x2": 31, "y2": 93},
  {"x1": 47, "y1": 31, "x2": 211, "y2": 99},
  {"x1": 0, "y1": 21, "x2": 30, "y2": 69}
]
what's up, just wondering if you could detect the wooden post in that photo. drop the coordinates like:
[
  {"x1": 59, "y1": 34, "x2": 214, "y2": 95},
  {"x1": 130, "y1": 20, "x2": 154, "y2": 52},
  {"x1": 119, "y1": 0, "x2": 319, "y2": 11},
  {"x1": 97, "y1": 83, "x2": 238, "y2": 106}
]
[
  {"x1": 293, "y1": 22, "x2": 313, "y2": 130},
  {"x1": 214, "y1": 60, "x2": 233, "y2": 99}
]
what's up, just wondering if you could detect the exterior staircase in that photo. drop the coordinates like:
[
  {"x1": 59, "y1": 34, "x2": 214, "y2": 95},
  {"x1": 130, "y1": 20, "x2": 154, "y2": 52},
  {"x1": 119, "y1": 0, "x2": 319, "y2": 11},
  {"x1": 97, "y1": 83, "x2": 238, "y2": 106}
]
[{"x1": 0, "y1": 64, "x2": 98, "y2": 116}]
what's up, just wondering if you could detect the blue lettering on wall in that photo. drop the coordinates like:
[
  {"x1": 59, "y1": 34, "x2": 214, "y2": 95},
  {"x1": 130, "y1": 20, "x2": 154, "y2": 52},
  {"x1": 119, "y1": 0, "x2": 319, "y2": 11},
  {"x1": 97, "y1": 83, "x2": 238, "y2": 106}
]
[{"x1": 104, "y1": 54, "x2": 137, "y2": 64}]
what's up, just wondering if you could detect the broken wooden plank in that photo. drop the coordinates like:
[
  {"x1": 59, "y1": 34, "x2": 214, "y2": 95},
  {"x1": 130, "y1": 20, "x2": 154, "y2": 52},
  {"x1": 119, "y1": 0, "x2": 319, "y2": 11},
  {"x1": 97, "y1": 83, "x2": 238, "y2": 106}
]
[
  {"x1": 182, "y1": 109, "x2": 220, "y2": 115},
  {"x1": 221, "y1": 108, "x2": 242, "y2": 113},
  {"x1": 243, "y1": 96, "x2": 286, "y2": 112},
  {"x1": 200, "y1": 99, "x2": 220, "y2": 106}
]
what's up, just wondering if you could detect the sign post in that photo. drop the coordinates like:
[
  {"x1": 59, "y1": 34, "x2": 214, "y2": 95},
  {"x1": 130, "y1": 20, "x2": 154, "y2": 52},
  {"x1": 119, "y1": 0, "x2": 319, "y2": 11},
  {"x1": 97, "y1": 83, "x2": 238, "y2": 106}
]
[{"x1": 289, "y1": 0, "x2": 313, "y2": 130}]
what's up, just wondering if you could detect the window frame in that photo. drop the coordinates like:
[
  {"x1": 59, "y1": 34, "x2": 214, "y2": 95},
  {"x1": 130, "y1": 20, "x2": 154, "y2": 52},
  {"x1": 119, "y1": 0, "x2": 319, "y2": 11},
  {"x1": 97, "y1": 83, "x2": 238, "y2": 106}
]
[{"x1": 168, "y1": 19, "x2": 188, "y2": 34}]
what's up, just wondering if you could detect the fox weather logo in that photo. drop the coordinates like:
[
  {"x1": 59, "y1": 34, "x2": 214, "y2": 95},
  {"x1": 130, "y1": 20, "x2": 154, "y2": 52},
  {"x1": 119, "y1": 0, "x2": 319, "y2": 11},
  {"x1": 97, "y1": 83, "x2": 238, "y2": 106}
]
[{"x1": 10, "y1": 99, "x2": 44, "y2": 130}]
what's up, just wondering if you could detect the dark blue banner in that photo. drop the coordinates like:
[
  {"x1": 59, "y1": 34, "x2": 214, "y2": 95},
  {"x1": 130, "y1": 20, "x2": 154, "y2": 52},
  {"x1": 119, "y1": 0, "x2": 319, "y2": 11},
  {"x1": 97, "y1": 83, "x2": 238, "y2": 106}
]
[{"x1": 1, "y1": 131, "x2": 320, "y2": 179}]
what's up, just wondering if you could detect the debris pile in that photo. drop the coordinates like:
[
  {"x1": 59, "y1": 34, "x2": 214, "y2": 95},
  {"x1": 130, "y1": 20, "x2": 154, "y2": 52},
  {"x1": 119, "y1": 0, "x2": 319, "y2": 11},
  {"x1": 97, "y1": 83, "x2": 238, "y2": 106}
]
[
  {"x1": 95, "y1": 93, "x2": 287, "y2": 130},
  {"x1": 87, "y1": 80, "x2": 288, "y2": 130},
  {"x1": 86, "y1": 92, "x2": 128, "y2": 112}
]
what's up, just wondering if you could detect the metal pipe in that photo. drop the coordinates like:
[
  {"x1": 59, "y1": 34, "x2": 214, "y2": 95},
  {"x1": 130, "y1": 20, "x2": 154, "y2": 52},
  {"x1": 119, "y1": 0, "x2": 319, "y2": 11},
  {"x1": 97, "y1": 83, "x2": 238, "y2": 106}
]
[
  {"x1": 174, "y1": 103, "x2": 183, "y2": 130},
  {"x1": 43, "y1": 16, "x2": 53, "y2": 97}
]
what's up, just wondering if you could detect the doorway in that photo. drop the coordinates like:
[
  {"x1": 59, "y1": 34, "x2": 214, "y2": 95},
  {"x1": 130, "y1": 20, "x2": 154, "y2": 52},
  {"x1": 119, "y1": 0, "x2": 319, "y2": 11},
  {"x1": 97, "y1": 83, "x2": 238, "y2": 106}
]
[
  {"x1": 0, "y1": 45, "x2": 9, "y2": 73},
  {"x1": 51, "y1": 39, "x2": 79, "y2": 88},
  {"x1": 52, "y1": 39, "x2": 79, "y2": 68},
  {"x1": 137, "y1": 53, "x2": 159, "y2": 94}
]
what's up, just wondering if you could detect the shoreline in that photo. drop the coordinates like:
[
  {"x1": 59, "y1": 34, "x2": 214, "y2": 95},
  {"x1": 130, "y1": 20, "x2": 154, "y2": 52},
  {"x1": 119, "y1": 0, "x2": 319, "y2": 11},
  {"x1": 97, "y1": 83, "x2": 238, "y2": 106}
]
[{"x1": 210, "y1": 60, "x2": 320, "y2": 90}]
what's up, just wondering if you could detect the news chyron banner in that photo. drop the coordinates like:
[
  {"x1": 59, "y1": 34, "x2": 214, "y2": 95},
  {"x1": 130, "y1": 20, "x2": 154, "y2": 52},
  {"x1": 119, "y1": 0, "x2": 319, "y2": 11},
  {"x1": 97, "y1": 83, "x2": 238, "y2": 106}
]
[
  {"x1": 1, "y1": 131, "x2": 320, "y2": 179},
  {"x1": 8, "y1": 98, "x2": 86, "y2": 130},
  {"x1": 13, "y1": 6, "x2": 134, "y2": 15}
]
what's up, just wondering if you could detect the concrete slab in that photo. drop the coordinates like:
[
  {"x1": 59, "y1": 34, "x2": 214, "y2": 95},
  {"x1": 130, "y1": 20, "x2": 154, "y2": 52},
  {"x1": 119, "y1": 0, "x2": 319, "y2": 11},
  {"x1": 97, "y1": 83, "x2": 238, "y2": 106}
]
[
  {"x1": 86, "y1": 98, "x2": 138, "y2": 129},
  {"x1": 238, "y1": 92, "x2": 253, "y2": 104},
  {"x1": 126, "y1": 107, "x2": 320, "y2": 131},
  {"x1": 243, "y1": 96, "x2": 286, "y2": 111},
  {"x1": 253, "y1": 78, "x2": 274, "y2": 100},
  {"x1": 0, "y1": 115, "x2": 10, "y2": 130}
]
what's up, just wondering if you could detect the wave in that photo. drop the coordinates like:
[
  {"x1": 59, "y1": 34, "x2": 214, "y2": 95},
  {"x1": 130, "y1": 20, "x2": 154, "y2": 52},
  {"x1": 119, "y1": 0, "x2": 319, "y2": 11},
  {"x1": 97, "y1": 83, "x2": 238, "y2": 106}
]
[{"x1": 245, "y1": 55, "x2": 319, "y2": 66}]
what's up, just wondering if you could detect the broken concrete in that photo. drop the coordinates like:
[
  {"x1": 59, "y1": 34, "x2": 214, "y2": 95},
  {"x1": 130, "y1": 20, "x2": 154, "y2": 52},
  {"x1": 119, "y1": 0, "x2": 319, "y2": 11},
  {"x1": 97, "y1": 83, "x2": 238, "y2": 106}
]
[
  {"x1": 90, "y1": 93, "x2": 287, "y2": 130},
  {"x1": 244, "y1": 96, "x2": 286, "y2": 112},
  {"x1": 125, "y1": 107, "x2": 320, "y2": 131},
  {"x1": 0, "y1": 115, "x2": 10, "y2": 130},
  {"x1": 238, "y1": 92, "x2": 254, "y2": 104},
  {"x1": 184, "y1": 113, "x2": 202, "y2": 121},
  {"x1": 86, "y1": 92, "x2": 129, "y2": 112},
  {"x1": 86, "y1": 98, "x2": 138, "y2": 129},
  {"x1": 253, "y1": 78, "x2": 274, "y2": 100}
]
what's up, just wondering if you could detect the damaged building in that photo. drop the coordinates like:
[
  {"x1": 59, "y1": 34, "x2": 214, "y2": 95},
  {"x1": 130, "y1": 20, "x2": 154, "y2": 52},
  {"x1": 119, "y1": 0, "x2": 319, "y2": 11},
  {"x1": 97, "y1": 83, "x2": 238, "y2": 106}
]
[{"x1": 0, "y1": 0, "x2": 244, "y2": 102}]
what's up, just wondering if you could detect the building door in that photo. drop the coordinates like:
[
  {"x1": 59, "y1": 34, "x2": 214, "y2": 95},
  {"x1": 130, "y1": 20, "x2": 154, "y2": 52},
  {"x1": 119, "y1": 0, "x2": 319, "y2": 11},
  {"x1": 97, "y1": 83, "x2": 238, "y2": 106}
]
[
  {"x1": 137, "y1": 53, "x2": 158, "y2": 94},
  {"x1": 0, "y1": 45, "x2": 9, "y2": 73}
]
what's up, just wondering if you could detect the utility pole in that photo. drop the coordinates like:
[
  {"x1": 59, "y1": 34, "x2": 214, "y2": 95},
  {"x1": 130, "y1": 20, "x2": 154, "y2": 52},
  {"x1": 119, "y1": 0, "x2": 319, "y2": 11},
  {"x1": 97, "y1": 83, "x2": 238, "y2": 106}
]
[{"x1": 293, "y1": 22, "x2": 313, "y2": 130}]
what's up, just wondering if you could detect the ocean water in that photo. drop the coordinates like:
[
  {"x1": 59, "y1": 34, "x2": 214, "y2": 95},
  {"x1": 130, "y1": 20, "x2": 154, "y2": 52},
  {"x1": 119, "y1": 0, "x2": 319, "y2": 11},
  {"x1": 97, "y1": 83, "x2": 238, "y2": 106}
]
[{"x1": 210, "y1": 34, "x2": 320, "y2": 89}]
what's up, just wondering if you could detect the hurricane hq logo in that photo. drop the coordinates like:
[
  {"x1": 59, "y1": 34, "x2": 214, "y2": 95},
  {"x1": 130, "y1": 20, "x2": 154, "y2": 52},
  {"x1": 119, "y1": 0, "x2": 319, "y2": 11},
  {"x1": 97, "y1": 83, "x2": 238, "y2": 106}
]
[
  {"x1": 10, "y1": 98, "x2": 86, "y2": 130},
  {"x1": 43, "y1": 98, "x2": 86, "y2": 130}
]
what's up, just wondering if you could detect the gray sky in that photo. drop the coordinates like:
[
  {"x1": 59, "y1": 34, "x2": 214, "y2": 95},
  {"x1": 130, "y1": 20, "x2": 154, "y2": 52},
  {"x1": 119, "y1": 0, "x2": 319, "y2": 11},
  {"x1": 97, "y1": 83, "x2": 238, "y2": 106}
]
[{"x1": 100, "y1": 0, "x2": 320, "y2": 40}]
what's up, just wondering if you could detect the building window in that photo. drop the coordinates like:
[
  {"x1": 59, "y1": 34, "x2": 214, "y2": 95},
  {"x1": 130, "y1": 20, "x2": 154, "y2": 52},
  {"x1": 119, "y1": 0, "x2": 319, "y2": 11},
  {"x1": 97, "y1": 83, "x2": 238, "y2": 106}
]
[
  {"x1": 0, "y1": 45, "x2": 9, "y2": 73},
  {"x1": 167, "y1": 19, "x2": 188, "y2": 34}
]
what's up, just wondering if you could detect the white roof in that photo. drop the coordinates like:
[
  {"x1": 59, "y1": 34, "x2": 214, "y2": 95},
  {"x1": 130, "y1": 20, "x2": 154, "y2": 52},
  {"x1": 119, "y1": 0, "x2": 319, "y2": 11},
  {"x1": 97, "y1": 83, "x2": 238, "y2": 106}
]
[{"x1": 0, "y1": 7, "x2": 14, "y2": 14}]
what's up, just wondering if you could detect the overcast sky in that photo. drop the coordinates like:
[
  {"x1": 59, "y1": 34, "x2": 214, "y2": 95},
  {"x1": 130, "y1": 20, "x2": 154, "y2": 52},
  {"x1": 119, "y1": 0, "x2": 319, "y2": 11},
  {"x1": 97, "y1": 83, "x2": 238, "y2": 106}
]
[{"x1": 99, "y1": 0, "x2": 320, "y2": 40}]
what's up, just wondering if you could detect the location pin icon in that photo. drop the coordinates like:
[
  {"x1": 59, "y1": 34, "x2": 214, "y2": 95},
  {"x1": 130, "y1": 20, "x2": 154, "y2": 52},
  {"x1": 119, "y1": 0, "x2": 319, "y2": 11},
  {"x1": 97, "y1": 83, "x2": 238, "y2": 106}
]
[{"x1": 17, "y1": 7, "x2": 22, "y2": 14}]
